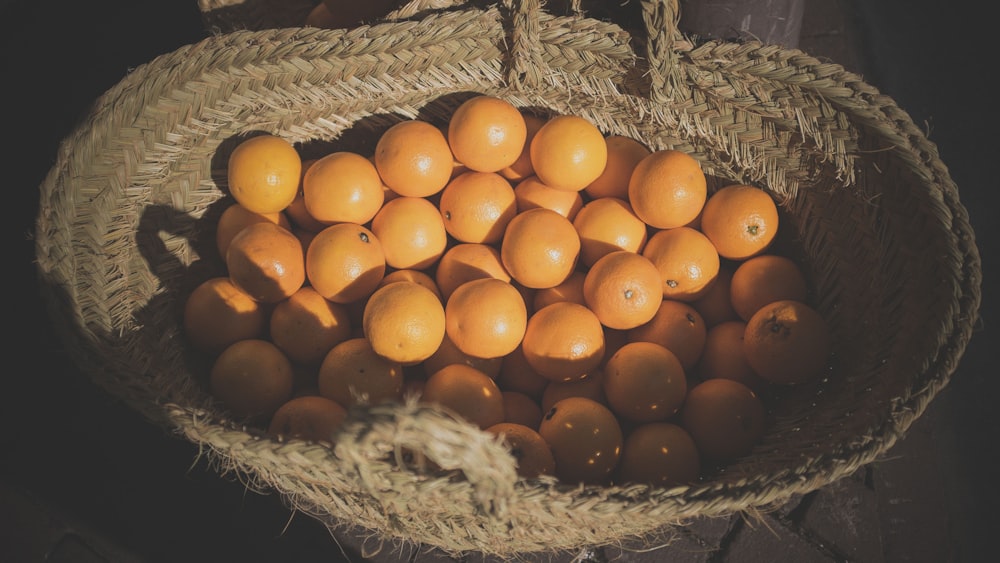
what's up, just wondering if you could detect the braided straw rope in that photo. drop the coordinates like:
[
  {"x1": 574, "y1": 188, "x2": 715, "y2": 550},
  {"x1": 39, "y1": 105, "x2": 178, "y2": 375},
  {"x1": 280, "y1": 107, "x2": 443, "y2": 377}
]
[{"x1": 37, "y1": 0, "x2": 981, "y2": 556}]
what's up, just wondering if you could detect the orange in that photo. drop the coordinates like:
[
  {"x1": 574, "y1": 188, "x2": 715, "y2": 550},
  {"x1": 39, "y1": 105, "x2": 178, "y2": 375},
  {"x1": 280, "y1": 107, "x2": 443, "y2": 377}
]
[
  {"x1": 500, "y1": 207, "x2": 581, "y2": 289},
  {"x1": 377, "y1": 269, "x2": 443, "y2": 302},
  {"x1": 603, "y1": 341, "x2": 687, "y2": 423},
  {"x1": 584, "y1": 135, "x2": 651, "y2": 200},
  {"x1": 627, "y1": 149, "x2": 707, "y2": 229},
  {"x1": 540, "y1": 370, "x2": 607, "y2": 414},
  {"x1": 700, "y1": 184, "x2": 780, "y2": 260},
  {"x1": 641, "y1": 226, "x2": 720, "y2": 301},
  {"x1": 500, "y1": 391, "x2": 544, "y2": 429},
  {"x1": 305, "y1": 223, "x2": 386, "y2": 304},
  {"x1": 318, "y1": 337, "x2": 405, "y2": 408},
  {"x1": 690, "y1": 263, "x2": 739, "y2": 328},
  {"x1": 433, "y1": 242, "x2": 512, "y2": 301},
  {"x1": 512, "y1": 175, "x2": 584, "y2": 221},
  {"x1": 681, "y1": 378, "x2": 766, "y2": 462},
  {"x1": 285, "y1": 162, "x2": 329, "y2": 233},
  {"x1": 447, "y1": 95, "x2": 528, "y2": 173},
  {"x1": 214, "y1": 202, "x2": 291, "y2": 259},
  {"x1": 370, "y1": 196, "x2": 448, "y2": 270},
  {"x1": 615, "y1": 422, "x2": 700, "y2": 487},
  {"x1": 209, "y1": 339, "x2": 295, "y2": 419},
  {"x1": 226, "y1": 134, "x2": 302, "y2": 214},
  {"x1": 495, "y1": 343, "x2": 550, "y2": 402},
  {"x1": 444, "y1": 278, "x2": 528, "y2": 359},
  {"x1": 521, "y1": 302, "x2": 605, "y2": 383},
  {"x1": 301, "y1": 150, "x2": 385, "y2": 225},
  {"x1": 572, "y1": 197, "x2": 649, "y2": 267},
  {"x1": 437, "y1": 171, "x2": 518, "y2": 244},
  {"x1": 485, "y1": 422, "x2": 555, "y2": 478},
  {"x1": 374, "y1": 119, "x2": 454, "y2": 197},
  {"x1": 268, "y1": 395, "x2": 348, "y2": 445},
  {"x1": 362, "y1": 280, "x2": 446, "y2": 365},
  {"x1": 697, "y1": 319, "x2": 767, "y2": 390},
  {"x1": 582, "y1": 250, "x2": 663, "y2": 330},
  {"x1": 183, "y1": 276, "x2": 267, "y2": 356},
  {"x1": 538, "y1": 396, "x2": 622, "y2": 485},
  {"x1": 627, "y1": 298, "x2": 707, "y2": 372},
  {"x1": 499, "y1": 112, "x2": 547, "y2": 182},
  {"x1": 225, "y1": 221, "x2": 306, "y2": 303},
  {"x1": 421, "y1": 364, "x2": 505, "y2": 430},
  {"x1": 423, "y1": 331, "x2": 504, "y2": 380},
  {"x1": 743, "y1": 299, "x2": 831, "y2": 385},
  {"x1": 729, "y1": 254, "x2": 808, "y2": 322},
  {"x1": 529, "y1": 114, "x2": 608, "y2": 192},
  {"x1": 269, "y1": 286, "x2": 353, "y2": 366},
  {"x1": 532, "y1": 270, "x2": 587, "y2": 311}
]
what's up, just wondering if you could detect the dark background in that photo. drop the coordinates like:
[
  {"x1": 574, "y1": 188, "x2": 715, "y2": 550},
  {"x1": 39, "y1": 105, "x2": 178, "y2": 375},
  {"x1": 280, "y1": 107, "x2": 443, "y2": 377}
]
[{"x1": 2, "y1": 1, "x2": 995, "y2": 561}]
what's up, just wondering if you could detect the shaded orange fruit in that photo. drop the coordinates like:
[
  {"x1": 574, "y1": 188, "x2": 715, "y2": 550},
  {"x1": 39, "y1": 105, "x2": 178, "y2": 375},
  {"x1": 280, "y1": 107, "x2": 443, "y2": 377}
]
[
  {"x1": 285, "y1": 184, "x2": 328, "y2": 234},
  {"x1": 437, "y1": 170, "x2": 518, "y2": 244},
  {"x1": 374, "y1": 119, "x2": 454, "y2": 197},
  {"x1": 681, "y1": 378, "x2": 766, "y2": 462},
  {"x1": 269, "y1": 286, "x2": 353, "y2": 366},
  {"x1": 743, "y1": 299, "x2": 830, "y2": 385},
  {"x1": 226, "y1": 134, "x2": 301, "y2": 214},
  {"x1": 318, "y1": 337, "x2": 404, "y2": 408},
  {"x1": 641, "y1": 226, "x2": 720, "y2": 301},
  {"x1": 363, "y1": 280, "x2": 446, "y2": 365},
  {"x1": 305, "y1": 223, "x2": 386, "y2": 304},
  {"x1": 538, "y1": 396, "x2": 622, "y2": 485},
  {"x1": 301, "y1": 150, "x2": 385, "y2": 225},
  {"x1": 582, "y1": 250, "x2": 663, "y2": 330},
  {"x1": 697, "y1": 319, "x2": 767, "y2": 391},
  {"x1": 729, "y1": 254, "x2": 808, "y2": 322},
  {"x1": 226, "y1": 221, "x2": 306, "y2": 303},
  {"x1": 500, "y1": 207, "x2": 581, "y2": 289},
  {"x1": 447, "y1": 95, "x2": 528, "y2": 172},
  {"x1": 615, "y1": 422, "x2": 700, "y2": 487},
  {"x1": 627, "y1": 149, "x2": 707, "y2": 229},
  {"x1": 433, "y1": 242, "x2": 511, "y2": 301},
  {"x1": 421, "y1": 364, "x2": 505, "y2": 430},
  {"x1": 423, "y1": 330, "x2": 504, "y2": 380},
  {"x1": 627, "y1": 298, "x2": 707, "y2": 372},
  {"x1": 540, "y1": 370, "x2": 606, "y2": 413},
  {"x1": 371, "y1": 196, "x2": 448, "y2": 270},
  {"x1": 690, "y1": 263, "x2": 739, "y2": 328},
  {"x1": 445, "y1": 278, "x2": 528, "y2": 359},
  {"x1": 521, "y1": 302, "x2": 605, "y2": 383},
  {"x1": 268, "y1": 395, "x2": 348, "y2": 445},
  {"x1": 183, "y1": 276, "x2": 267, "y2": 356},
  {"x1": 529, "y1": 115, "x2": 608, "y2": 192},
  {"x1": 512, "y1": 175, "x2": 584, "y2": 221},
  {"x1": 584, "y1": 135, "x2": 651, "y2": 200},
  {"x1": 572, "y1": 197, "x2": 649, "y2": 267},
  {"x1": 377, "y1": 269, "x2": 443, "y2": 302},
  {"x1": 209, "y1": 339, "x2": 295, "y2": 419},
  {"x1": 700, "y1": 184, "x2": 779, "y2": 260},
  {"x1": 486, "y1": 422, "x2": 556, "y2": 478},
  {"x1": 495, "y1": 343, "x2": 550, "y2": 402},
  {"x1": 499, "y1": 112, "x2": 547, "y2": 182},
  {"x1": 215, "y1": 202, "x2": 291, "y2": 259},
  {"x1": 532, "y1": 270, "x2": 587, "y2": 311},
  {"x1": 603, "y1": 341, "x2": 687, "y2": 423},
  {"x1": 501, "y1": 391, "x2": 544, "y2": 429}
]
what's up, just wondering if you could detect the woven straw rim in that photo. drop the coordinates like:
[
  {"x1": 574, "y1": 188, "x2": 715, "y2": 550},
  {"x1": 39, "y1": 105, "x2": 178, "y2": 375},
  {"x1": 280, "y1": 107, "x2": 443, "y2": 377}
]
[{"x1": 35, "y1": 0, "x2": 981, "y2": 556}]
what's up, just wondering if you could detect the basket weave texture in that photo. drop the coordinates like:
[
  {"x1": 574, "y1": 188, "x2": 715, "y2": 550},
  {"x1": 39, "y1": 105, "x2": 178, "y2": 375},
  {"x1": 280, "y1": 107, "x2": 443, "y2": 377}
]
[{"x1": 37, "y1": 0, "x2": 981, "y2": 556}]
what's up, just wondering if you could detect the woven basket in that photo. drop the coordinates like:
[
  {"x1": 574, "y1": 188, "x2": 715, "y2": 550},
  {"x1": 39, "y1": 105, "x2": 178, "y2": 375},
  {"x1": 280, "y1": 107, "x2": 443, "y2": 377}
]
[{"x1": 36, "y1": 0, "x2": 981, "y2": 556}]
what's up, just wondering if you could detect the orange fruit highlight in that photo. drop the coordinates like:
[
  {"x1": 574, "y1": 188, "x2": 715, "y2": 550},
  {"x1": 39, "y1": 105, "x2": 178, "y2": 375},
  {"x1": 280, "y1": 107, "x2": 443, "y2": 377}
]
[
  {"x1": 226, "y1": 221, "x2": 306, "y2": 303},
  {"x1": 447, "y1": 95, "x2": 528, "y2": 173},
  {"x1": 318, "y1": 337, "x2": 405, "y2": 408},
  {"x1": 305, "y1": 223, "x2": 386, "y2": 304},
  {"x1": 371, "y1": 196, "x2": 448, "y2": 270},
  {"x1": 226, "y1": 134, "x2": 302, "y2": 214},
  {"x1": 437, "y1": 171, "x2": 518, "y2": 244},
  {"x1": 269, "y1": 286, "x2": 353, "y2": 366},
  {"x1": 681, "y1": 378, "x2": 766, "y2": 462},
  {"x1": 215, "y1": 202, "x2": 291, "y2": 259},
  {"x1": 584, "y1": 135, "x2": 651, "y2": 200},
  {"x1": 529, "y1": 115, "x2": 608, "y2": 192},
  {"x1": 445, "y1": 278, "x2": 528, "y2": 359},
  {"x1": 627, "y1": 298, "x2": 708, "y2": 372},
  {"x1": 627, "y1": 149, "x2": 707, "y2": 229},
  {"x1": 421, "y1": 363, "x2": 506, "y2": 430},
  {"x1": 301, "y1": 151, "x2": 385, "y2": 225},
  {"x1": 538, "y1": 396, "x2": 622, "y2": 485},
  {"x1": 582, "y1": 250, "x2": 663, "y2": 330},
  {"x1": 521, "y1": 302, "x2": 605, "y2": 383},
  {"x1": 615, "y1": 422, "x2": 700, "y2": 487},
  {"x1": 512, "y1": 175, "x2": 584, "y2": 221},
  {"x1": 499, "y1": 112, "x2": 547, "y2": 182},
  {"x1": 183, "y1": 276, "x2": 267, "y2": 356},
  {"x1": 641, "y1": 226, "x2": 720, "y2": 301},
  {"x1": 362, "y1": 280, "x2": 446, "y2": 365},
  {"x1": 603, "y1": 341, "x2": 687, "y2": 423},
  {"x1": 374, "y1": 119, "x2": 454, "y2": 197},
  {"x1": 209, "y1": 339, "x2": 295, "y2": 419},
  {"x1": 433, "y1": 242, "x2": 512, "y2": 301},
  {"x1": 700, "y1": 184, "x2": 780, "y2": 260},
  {"x1": 729, "y1": 254, "x2": 808, "y2": 322},
  {"x1": 572, "y1": 197, "x2": 649, "y2": 267},
  {"x1": 501, "y1": 207, "x2": 581, "y2": 289},
  {"x1": 743, "y1": 299, "x2": 830, "y2": 385}
]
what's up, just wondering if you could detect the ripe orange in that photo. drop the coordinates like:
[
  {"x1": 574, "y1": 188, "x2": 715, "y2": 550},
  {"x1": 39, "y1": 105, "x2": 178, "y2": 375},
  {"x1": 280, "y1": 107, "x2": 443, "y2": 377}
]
[
  {"x1": 183, "y1": 276, "x2": 267, "y2": 355},
  {"x1": 500, "y1": 207, "x2": 581, "y2": 289},
  {"x1": 582, "y1": 250, "x2": 663, "y2": 330},
  {"x1": 529, "y1": 114, "x2": 608, "y2": 192},
  {"x1": 268, "y1": 395, "x2": 348, "y2": 445},
  {"x1": 370, "y1": 196, "x2": 448, "y2": 270},
  {"x1": 697, "y1": 319, "x2": 767, "y2": 390},
  {"x1": 627, "y1": 149, "x2": 707, "y2": 229},
  {"x1": 627, "y1": 298, "x2": 708, "y2": 372},
  {"x1": 447, "y1": 95, "x2": 528, "y2": 173},
  {"x1": 285, "y1": 159, "x2": 329, "y2": 233},
  {"x1": 423, "y1": 331, "x2": 504, "y2": 380},
  {"x1": 209, "y1": 339, "x2": 295, "y2": 419},
  {"x1": 363, "y1": 280, "x2": 446, "y2": 365},
  {"x1": 215, "y1": 202, "x2": 291, "y2": 259},
  {"x1": 729, "y1": 254, "x2": 808, "y2": 322},
  {"x1": 226, "y1": 134, "x2": 302, "y2": 214},
  {"x1": 512, "y1": 175, "x2": 584, "y2": 221},
  {"x1": 301, "y1": 151, "x2": 385, "y2": 225},
  {"x1": 603, "y1": 341, "x2": 687, "y2": 423},
  {"x1": 374, "y1": 119, "x2": 454, "y2": 197},
  {"x1": 690, "y1": 264, "x2": 739, "y2": 328},
  {"x1": 521, "y1": 302, "x2": 606, "y2": 383},
  {"x1": 433, "y1": 242, "x2": 512, "y2": 301},
  {"x1": 743, "y1": 299, "x2": 830, "y2": 385},
  {"x1": 485, "y1": 422, "x2": 555, "y2": 478},
  {"x1": 681, "y1": 378, "x2": 766, "y2": 462},
  {"x1": 615, "y1": 422, "x2": 700, "y2": 487},
  {"x1": 500, "y1": 391, "x2": 544, "y2": 429},
  {"x1": 540, "y1": 370, "x2": 606, "y2": 414},
  {"x1": 226, "y1": 221, "x2": 306, "y2": 303},
  {"x1": 572, "y1": 197, "x2": 649, "y2": 268},
  {"x1": 538, "y1": 396, "x2": 622, "y2": 485},
  {"x1": 700, "y1": 184, "x2": 779, "y2": 260},
  {"x1": 584, "y1": 135, "x2": 651, "y2": 200},
  {"x1": 421, "y1": 363, "x2": 505, "y2": 430},
  {"x1": 532, "y1": 270, "x2": 587, "y2": 311},
  {"x1": 269, "y1": 286, "x2": 353, "y2": 366},
  {"x1": 318, "y1": 337, "x2": 405, "y2": 408},
  {"x1": 445, "y1": 278, "x2": 528, "y2": 359},
  {"x1": 305, "y1": 223, "x2": 386, "y2": 304},
  {"x1": 641, "y1": 226, "x2": 720, "y2": 302},
  {"x1": 437, "y1": 171, "x2": 518, "y2": 244},
  {"x1": 377, "y1": 269, "x2": 443, "y2": 302},
  {"x1": 499, "y1": 112, "x2": 547, "y2": 182},
  {"x1": 495, "y1": 343, "x2": 550, "y2": 402}
]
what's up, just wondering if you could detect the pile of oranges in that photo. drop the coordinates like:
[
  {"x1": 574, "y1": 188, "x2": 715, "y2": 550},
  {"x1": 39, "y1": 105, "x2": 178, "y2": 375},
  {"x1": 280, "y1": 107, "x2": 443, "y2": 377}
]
[{"x1": 183, "y1": 94, "x2": 831, "y2": 488}]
